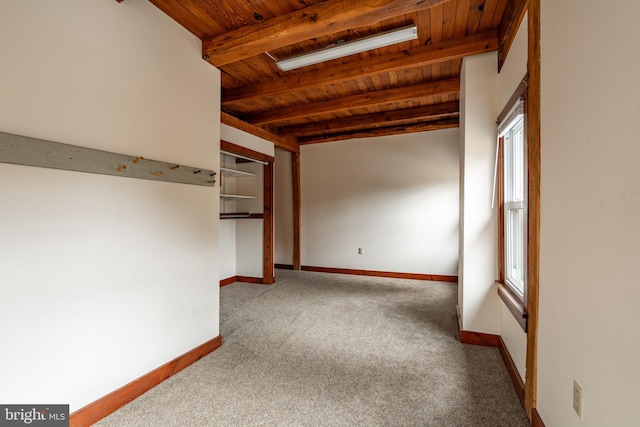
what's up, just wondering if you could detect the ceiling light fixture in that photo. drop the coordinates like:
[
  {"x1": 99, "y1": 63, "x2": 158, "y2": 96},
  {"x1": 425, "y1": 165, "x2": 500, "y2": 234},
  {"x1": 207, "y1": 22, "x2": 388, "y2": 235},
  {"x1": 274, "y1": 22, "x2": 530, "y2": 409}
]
[{"x1": 275, "y1": 25, "x2": 418, "y2": 72}]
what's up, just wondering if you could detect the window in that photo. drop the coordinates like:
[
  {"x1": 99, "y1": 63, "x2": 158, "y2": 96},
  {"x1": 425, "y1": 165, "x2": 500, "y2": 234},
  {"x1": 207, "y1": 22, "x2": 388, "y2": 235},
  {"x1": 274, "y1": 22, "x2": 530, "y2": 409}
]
[
  {"x1": 503, "y1": 111, "x2": 526, "y2": 300},
  {"x1": 496, "y1": 81, "x2": 528, "y2": 332}
]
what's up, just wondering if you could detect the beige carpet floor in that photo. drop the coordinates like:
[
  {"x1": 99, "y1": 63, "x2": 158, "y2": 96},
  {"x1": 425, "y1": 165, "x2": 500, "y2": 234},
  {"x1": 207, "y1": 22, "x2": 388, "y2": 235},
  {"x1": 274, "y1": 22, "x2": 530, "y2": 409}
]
[{"x1": 95, "y1": 269, "x2": 529, "y2": 426}]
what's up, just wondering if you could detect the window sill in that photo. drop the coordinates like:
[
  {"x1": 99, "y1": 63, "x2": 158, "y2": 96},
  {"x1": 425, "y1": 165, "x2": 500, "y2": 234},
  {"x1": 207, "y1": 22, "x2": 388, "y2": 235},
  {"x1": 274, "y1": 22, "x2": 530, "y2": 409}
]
[{"x1": 496, "y1": 281, "x2": 528, "y2": 332}]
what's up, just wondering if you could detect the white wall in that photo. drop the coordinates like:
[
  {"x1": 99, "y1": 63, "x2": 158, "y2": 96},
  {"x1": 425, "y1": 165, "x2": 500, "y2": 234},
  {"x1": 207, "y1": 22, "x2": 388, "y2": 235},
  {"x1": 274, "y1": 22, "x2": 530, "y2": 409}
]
[
  {"x1": 0, "y1": 0, "x2": 220, "y2": 412},
  {"x1": 219, "y1": 124, "x2": 274, "y2": 279},
  {"x1": 499, "y1": 15, "x2": 528, "y2": 112},
  {"x1": 497, "y1": 14, "x2": 528, "y2": 381},
  {"x1": 458, "y1": 52, "x2": 500, "y2": 334},
  {"x1": 300, "y1": 130, "x2": 459, "y2": 275},
  {"x1": 538, "y1": 1, "x2": 640, "y2": 426},
  {"x1": 219, "y1": 220, "x2": 237, "y2": 280},
  {"x1": 275, "y1": 149, "x2": 294, "y2": 265},
  {"x1": 221, "y1": 124, "x2": 275, "y2": 158}
]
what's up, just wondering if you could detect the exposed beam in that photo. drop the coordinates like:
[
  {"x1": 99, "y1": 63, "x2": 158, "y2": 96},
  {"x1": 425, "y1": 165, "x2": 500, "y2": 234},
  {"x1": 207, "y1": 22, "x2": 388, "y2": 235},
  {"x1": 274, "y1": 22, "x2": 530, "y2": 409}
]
[
  {"x1": 202, "y1": 0, "x2": 449, "y2": 67},
  {"x1": 248, "y1": 78, "x2": 459, "y2": 125},
  {"x1": 221, "y1": 112, "x2": 299, "y2": 153},
  {"x1": 498, "y1": 0, "x2": 528, "y2": 71},
  {"x1": 278, "y1": 101, "x2": 458, "y2": 137},
  {"x1": 298, "y1": 117, "x2": 459, "y2": 144},
  {"x1": 223, "y1": 31, "x2": 497, "y2": 105}
]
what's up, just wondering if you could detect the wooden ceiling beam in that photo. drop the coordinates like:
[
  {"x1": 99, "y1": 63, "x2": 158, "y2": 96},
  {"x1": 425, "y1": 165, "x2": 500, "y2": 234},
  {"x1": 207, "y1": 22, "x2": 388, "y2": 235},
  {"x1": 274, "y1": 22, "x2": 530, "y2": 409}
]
[
  {"x1": 278, "y1": 101, "x2": 459, "y2": 137},
  {"x1": 223, "y1": 31, "x2": 497, "y2": 105},
  {"x1": 248, "y1": 78, "x2": 459, "y2": 125},
  {"x1": 202, "y1": 0, "x2": 449, "y2": 67},
  {"x1": 298, "y1": 118, "x2": 460, "y2": 144},
  {"x1": 221, "y1": 112, "x2": 299, "y2": 153}
]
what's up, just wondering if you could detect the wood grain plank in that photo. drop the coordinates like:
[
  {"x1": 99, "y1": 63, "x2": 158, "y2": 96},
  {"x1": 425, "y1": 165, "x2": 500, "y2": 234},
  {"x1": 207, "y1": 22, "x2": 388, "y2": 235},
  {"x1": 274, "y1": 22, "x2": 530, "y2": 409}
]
[
  {"x1": 429, "y1": 4, "x2": 445, "y2": 78},
  {"x1": 478, "y1": 0, "x2": 499, "y2": 32},
  {"x1": 249, "y1": 79, "x2": 460, "y2": 124},
  {"x1": 298, "y1": 117, "x2": 459, "y2": 144},
  {"x1": 525, "y1": 0, "x2": 540, "y2": 419},
  {"x1": 442, "y1": 0, "x2": 458, "y2": 40},
  {"x1": 278, "y1": 101, "x2": 459, "y2": 136},
  {"x1": 263, "y1": 161, "x2": 275, "y2": 285},
  {"x1": 222, "y1": 31, "x2": 497, "y2": 105},
  {"x1": 235, "y1": 276, "x2": 264, "y2": 284},
  {"x1": 220, "y1": 139, "x2": 275, "y2": 163},
  {"x1": 147, "y1": 0, "x2": 218, "y2": 38},
  {"x1": 491, "y1": 0, "x2": 510, "y2": 28},
  {"x1": 453, "y1": 0, "x2": 472, "y2": 37},
  {"x1": 466, "y1": 0, "x2": 485, "y2": 35},
  {"x1": 459, "y1": 330, "x2": 501, "y2": 347},
  {"x1": 202, "y1": 0, "x2": 450, "y2": 66}
]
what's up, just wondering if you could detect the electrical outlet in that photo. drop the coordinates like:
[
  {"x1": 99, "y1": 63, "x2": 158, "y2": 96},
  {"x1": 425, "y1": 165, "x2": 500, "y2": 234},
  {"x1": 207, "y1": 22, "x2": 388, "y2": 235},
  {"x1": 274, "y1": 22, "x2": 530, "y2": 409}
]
[
  {"x1": 573, "y1": 380, "x2": 583, "y2": 418},
  {"x1": 358, "y1": 248, "x2": 363, "y2": 255}
]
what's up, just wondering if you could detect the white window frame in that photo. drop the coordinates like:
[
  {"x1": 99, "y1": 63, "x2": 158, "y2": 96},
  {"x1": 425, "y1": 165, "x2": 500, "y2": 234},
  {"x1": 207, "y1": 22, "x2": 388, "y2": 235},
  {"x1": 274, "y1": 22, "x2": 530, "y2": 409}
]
[{"x1": 499, "y1": 99, "x2": 527, "y2": 302}]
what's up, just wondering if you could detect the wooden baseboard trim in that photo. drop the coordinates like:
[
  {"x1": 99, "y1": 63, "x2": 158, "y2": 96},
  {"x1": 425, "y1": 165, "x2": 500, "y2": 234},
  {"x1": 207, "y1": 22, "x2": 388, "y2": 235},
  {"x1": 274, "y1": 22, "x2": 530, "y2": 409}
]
[
  {"x1": 236, "y1": 276, "x2": 264, "y2": 284},
  {"x1": 300, "y1": 265, "x2": 457, "y2": 282},
  {"x1": 274, "y1": 263, "x2": 294, "y2": 270},
  {"x1": 459, "y1": 330, "x2": 501, "y2": 347},
  {"x1": 220, "y1": 276, "x2": 237, "y2": 287},
  {"x1": 499, "y1": 337, "x2": 525, "y2": 405},
  {"x1": 70, "y1": 335, "x2": 222, "y2": 427},
  {"x1": 532, "y1": 408, "x2": 546, "y2": 427},
  {"x1": 221, "y1": 276, "x2": 268, "y2": 285}
]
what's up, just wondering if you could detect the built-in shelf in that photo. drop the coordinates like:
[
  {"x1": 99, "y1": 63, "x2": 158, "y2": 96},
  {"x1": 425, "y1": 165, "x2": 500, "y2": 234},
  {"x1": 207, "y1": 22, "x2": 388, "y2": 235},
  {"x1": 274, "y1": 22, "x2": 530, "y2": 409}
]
[
  {"x1": 220, "y1": 194, "x2": 257, "y2": 200},
  {"x1": 220, "y1": 148, "x2": 260, "y2": 213},
  {"x1": 220, "y1": 212, "x2": 264, "y2": 219},
  {"x1": 220, "y1": 167, "x2": 255, "y2": 178}
]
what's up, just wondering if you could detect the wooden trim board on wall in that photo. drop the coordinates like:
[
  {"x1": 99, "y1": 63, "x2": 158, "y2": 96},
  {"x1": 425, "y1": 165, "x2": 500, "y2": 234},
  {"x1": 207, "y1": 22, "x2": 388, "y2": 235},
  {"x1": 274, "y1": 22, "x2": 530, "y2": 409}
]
[
  {"x1": 291, "y1": 152, "x2": 301, "y2": 270},
  {"x1": 220, "y1": 140, "x2": 274, "y2": 163},
  {"x1": 262, "y1": 161, "x2": 275, "y2": 284},
  {"x1": 525, "y1": 0, "x2": 541, "y2": 418},
  {"x1": 459, "y1": 330, "x2": 501, "y2": 347},
  {"x1": 220, "y1": 276, "x2": 237, "y2": 287},
  {"x1": 70, "y1": 336, "x2": 222, "y2": 427},
  {"x1": 532, "y1": 408, "x2": 546, "y2": 427},
  {"x1": 499, "y1": 337, "x2": 525, "y2": 405},
  {"x1": 237, "y1": 276, "x2": 264, "y2": 284},
  {"x1": 220, "y1": 276, "x2": 265, "y2": 286},
  {"x1": 300, "y1": 265, "x2": 457, "y2": 282}
]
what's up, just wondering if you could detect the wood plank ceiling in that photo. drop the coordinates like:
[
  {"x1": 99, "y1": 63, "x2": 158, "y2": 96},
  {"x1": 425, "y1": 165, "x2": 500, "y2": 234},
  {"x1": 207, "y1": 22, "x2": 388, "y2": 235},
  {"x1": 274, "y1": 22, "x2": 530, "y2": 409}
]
[{"x1": 147, "y1": 0, "x2": 511, "y2": 147}]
